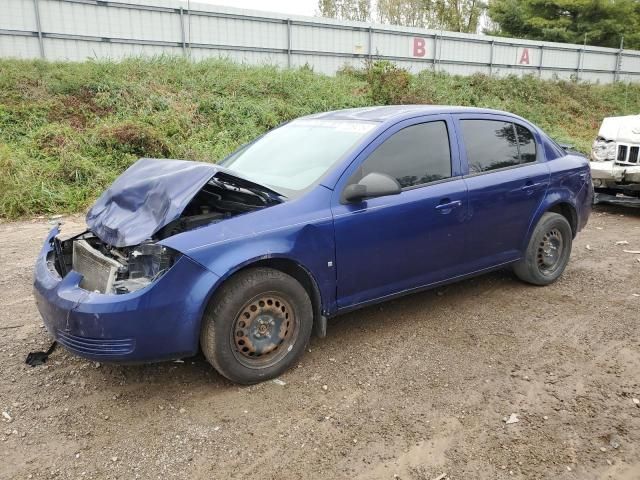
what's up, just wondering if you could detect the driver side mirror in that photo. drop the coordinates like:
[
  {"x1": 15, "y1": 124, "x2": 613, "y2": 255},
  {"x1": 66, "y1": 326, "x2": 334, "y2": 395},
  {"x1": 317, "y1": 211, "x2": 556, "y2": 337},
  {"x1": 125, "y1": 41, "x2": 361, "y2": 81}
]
[{"x1": 343, "y1": 172, "x2": 402, "y2": 203}]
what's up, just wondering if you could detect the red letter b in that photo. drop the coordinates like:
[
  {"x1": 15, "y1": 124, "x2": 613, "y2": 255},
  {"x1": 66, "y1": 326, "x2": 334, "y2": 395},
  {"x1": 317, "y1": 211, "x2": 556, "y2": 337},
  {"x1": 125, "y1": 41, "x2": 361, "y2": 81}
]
[{"x1": 413, "y1": 38, "x2": 426, "y2": 57}]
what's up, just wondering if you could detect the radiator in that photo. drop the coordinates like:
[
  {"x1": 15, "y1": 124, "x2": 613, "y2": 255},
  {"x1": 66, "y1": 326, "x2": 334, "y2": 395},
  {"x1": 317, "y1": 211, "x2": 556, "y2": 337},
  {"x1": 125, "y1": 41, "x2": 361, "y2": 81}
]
[{"x1": 72, "y1": 240, "x2": 121, "y2": 294}]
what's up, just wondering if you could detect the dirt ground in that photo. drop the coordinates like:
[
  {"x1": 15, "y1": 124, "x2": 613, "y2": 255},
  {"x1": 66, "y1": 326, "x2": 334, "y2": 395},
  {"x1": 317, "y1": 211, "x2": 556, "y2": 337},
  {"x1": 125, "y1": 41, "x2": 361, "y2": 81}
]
[{"x1": 1, "y1": 206, "x2": 639, "y2": 480}]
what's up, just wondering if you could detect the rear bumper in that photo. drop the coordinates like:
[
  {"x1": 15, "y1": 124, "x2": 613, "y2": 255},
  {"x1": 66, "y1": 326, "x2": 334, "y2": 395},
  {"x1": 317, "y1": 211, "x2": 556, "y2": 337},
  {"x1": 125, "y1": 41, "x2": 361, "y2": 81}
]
[{"x1": 33, "y1": 227, "x2": 220, "y2": 363}]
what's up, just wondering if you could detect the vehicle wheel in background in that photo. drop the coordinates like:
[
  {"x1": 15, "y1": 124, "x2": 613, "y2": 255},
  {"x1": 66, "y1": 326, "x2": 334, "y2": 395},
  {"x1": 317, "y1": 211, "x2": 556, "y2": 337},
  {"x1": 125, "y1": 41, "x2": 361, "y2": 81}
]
[
  {"x1": 200, "y1": 268, "x2": 313, "y2": 384},
  {"x1": 513, "y1": 212, "x2": 572, "y2": 286}
]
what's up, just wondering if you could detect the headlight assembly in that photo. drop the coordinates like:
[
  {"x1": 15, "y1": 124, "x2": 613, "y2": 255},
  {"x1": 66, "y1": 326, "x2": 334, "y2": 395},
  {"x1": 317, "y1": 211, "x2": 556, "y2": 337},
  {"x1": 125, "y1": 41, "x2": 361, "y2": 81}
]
[
  {"x1": 113, "y1": 243, "x2": 182, "y2": 294},
  {"x1": 591, "y1": 138, "x2": 615, "y2": 161}
]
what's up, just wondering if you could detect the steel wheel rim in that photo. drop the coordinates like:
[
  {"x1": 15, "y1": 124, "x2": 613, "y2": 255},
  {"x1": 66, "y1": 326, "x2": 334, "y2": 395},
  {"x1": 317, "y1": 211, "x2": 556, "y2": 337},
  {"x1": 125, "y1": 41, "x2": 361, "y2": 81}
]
[
  {"x1": 230, "y1": 292, "x2": 298, "y2": 369},
  {"x1": 537, "y1": 227, "x2": 564, "y2": 276}
]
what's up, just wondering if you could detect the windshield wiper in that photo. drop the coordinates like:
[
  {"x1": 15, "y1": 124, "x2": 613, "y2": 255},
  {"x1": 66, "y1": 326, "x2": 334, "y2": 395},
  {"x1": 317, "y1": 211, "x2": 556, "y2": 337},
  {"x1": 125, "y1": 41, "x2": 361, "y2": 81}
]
[{"x1": 213, "y1": 171, "x2": 287, "y2": 202}]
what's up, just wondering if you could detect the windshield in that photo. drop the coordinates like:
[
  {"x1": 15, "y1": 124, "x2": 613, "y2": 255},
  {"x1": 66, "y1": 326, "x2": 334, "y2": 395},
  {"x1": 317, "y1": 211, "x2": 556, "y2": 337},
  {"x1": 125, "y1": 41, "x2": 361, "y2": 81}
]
[{"x1": 221, "y1": 119, "x2": 377, "y2": 196}]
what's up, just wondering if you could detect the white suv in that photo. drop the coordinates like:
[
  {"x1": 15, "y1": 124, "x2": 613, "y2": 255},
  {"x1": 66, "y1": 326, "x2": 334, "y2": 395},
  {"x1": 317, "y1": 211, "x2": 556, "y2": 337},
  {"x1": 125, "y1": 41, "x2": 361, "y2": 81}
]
[{"x1": 590, "y1": 115, "x2": 640, "y2": 206}]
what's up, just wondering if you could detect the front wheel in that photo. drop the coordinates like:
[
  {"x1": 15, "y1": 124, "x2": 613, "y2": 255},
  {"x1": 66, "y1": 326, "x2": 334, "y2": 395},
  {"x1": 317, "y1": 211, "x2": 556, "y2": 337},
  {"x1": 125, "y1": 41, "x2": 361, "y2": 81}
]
[
  {"x1": 200, "y1": 268, "x2": 313, "y2": 384},
  {"x1": 513, "y1": 212, "x2": 573, "y2": 286}
]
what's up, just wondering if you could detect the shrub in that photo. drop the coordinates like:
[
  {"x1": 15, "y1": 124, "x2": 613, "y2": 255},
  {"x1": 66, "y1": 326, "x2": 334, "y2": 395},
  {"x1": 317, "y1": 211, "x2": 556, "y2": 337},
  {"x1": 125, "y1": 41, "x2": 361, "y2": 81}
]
[{"x1": 364, "y1": 60, "x2": 411, "y2": 104}]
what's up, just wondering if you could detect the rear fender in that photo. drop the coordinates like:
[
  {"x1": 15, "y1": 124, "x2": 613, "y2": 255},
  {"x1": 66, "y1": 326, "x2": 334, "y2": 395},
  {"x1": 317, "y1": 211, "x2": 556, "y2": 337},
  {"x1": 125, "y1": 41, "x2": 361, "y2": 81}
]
[{"x1": 523, "y1": 156, "x2": 591, "y2": 251}]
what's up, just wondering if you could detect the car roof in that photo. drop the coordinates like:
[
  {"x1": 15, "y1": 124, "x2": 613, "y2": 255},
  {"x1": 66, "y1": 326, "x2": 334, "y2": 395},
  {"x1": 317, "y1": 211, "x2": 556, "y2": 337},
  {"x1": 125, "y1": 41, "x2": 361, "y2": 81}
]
[{"x1": 305, "y1": 105, "x2": 518, "y2": 123}]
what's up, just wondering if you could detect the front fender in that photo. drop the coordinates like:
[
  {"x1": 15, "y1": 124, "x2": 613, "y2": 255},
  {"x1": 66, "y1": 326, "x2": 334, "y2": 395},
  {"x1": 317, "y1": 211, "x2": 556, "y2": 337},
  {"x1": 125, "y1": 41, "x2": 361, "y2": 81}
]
[{"x1": 182, "y1": 219, "x2": 337, "y2": 316}]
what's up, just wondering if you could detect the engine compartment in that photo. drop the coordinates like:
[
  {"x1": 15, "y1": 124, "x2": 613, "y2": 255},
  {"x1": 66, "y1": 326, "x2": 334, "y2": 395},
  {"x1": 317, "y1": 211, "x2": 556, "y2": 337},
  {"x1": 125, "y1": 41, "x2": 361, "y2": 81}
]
[
  {"x1": 51, "y1": 174, "x2": 281, "y2": 294},
  {"x1": 155, "y1": 175, "x2": 272, "y2": 240}
]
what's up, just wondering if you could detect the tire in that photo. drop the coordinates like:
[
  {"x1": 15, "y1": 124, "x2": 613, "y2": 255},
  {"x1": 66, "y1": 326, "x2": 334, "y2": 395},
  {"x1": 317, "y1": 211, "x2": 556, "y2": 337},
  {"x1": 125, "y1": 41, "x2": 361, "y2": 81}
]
[
  {"x1": 200, "y1": 267, "x2": 313, "y2": 384},
  {"x1": 513, "y1": 212, "x2": 573, "y2": 286}
]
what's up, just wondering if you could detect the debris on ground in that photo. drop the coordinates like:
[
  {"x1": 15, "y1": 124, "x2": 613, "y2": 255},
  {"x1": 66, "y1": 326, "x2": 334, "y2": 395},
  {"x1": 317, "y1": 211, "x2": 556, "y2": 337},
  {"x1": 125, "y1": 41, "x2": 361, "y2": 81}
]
[
  {"x1": 609, "y1": 435, "x2": 621, "y2": 449},
  {"x1": 25, "y1": 341, "x2": 58, "y2": 367},
  {"x1": 2, "y1": 411, "x2": 12, "y2": 422},
  {"x1": 622, "y1": 249, "x2": 640, "y2": 254},
  {"x1": 504, "y1": 413, "x2": 519, "y2": 424},
  {"x1": 272, "y1": 379, "x2": 286, "y2": 386},
  {"x1": 615, "y1": 240, "x2": 629, "y2": 245}
]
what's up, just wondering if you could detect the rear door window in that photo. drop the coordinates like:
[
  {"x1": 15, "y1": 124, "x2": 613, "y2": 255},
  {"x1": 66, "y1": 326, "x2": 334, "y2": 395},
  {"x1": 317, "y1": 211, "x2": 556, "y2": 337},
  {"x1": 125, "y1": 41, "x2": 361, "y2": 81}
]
[{"x1": 461, "y1": 120, "x2": 520, "y2": 174}]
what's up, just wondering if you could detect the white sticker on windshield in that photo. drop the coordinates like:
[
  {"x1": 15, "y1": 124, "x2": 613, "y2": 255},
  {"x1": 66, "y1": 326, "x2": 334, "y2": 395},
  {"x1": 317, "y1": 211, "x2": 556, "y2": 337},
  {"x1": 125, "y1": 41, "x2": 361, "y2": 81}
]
[{"x1": 292, "y1": 119, "x2": 376, "y2": 133}]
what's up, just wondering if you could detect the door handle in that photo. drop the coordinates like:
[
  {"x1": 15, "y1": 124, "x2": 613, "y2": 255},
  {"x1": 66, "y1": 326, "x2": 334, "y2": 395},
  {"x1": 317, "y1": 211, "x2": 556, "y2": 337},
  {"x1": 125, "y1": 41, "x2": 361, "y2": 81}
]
[
  {"x1": 435, "y1": 199, "x2": 462, "y2": 213},
  {"x1": 521, "y1": 182, "x2": 544, "y2": 193}
]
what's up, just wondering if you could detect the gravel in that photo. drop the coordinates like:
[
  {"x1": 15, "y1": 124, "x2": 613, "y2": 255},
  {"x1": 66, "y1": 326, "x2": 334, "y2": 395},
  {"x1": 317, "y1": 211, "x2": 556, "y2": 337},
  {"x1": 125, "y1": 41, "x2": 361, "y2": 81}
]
[{"x1": 1, "y1": 206, "x2": 639, "y2": 479}]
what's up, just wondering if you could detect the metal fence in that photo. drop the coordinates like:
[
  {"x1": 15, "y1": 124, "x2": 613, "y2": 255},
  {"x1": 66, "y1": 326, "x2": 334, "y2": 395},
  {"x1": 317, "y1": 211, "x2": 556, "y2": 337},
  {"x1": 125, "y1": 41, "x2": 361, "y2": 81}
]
[{"x1": 2, "y1": 0, "x2": 640, "y2": 83}]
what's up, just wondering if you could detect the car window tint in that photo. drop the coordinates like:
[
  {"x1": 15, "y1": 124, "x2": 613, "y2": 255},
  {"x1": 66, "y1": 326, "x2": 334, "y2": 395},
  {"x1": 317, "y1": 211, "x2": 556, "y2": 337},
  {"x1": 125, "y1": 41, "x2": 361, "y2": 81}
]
[
  {"x1": 461, "y1": 120, "x2": 520, "y2": 173},
  {"x1": 359, "y1": 121, "x2": 451, "y2": 188},
  {"x1": 515, "y1": 124, "x2": 537, "y2": 163}
]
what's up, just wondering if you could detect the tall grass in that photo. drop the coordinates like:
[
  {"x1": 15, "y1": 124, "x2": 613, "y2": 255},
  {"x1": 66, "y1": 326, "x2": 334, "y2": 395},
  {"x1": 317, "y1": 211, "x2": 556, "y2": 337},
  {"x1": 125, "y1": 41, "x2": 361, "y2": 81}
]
[{"x1": 1, "y1": 56, "x2": 639, "y2": 219}]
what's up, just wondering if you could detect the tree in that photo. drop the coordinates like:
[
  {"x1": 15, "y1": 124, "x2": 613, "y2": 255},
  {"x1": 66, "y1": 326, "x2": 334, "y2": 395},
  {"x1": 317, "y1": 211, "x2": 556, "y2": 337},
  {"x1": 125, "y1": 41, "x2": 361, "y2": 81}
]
[
  {"x1": 376, "y1": 0, "x2": 486, "y2": 32},
  {"x1": 318, "y1": 0, "x2": 372, "y2": 22},
  {"x1": 318, "y1": 0, "x2": 486, "y2": 33},
  {"x1": 487, "y1": 0, "x2": 640, "y2": 49}
]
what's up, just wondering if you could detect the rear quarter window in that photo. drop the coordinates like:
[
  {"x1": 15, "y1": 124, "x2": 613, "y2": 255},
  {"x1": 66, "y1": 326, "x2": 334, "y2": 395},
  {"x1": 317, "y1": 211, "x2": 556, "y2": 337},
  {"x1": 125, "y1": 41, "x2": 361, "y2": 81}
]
[{"x1": 542, "y1": 137, "x2": 566, "y2": 160}]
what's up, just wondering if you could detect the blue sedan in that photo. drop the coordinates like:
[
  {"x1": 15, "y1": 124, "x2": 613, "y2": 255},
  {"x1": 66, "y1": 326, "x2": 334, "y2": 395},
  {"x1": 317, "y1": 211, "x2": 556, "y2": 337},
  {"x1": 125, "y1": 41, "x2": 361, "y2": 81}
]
[{"x1": 33, "y1": 106, "x2": 592, "y2": 384}]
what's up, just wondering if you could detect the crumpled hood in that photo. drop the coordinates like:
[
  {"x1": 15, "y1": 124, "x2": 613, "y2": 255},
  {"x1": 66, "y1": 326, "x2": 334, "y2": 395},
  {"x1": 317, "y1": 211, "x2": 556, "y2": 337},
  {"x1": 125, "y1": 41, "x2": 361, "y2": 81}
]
[
  {"x1": 86, "y1": 158, "x2": 218, "y2": 247},
  {"x1": 598, "y1": 115, "x2": 640, "y2": 143}
]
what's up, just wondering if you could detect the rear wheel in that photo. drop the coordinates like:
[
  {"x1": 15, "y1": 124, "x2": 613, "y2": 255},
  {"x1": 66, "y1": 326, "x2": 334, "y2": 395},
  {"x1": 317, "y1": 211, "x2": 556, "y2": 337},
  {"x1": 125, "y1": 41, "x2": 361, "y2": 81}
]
[
  {"x1": 200, "y1": 268, "x2": 313, "y2": 384},
  {"x1": 513, "y1": 212, "x2": 572, "y2": 286}
]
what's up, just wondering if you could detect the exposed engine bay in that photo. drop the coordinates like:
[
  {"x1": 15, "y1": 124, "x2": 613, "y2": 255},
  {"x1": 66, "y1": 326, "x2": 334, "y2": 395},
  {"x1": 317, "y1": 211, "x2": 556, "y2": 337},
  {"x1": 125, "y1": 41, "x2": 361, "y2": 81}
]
[
  {"x1": 154, "y1": 173, "x2": 273, "y2": 240},
  {"x1": 50, "y1": 173, "x2": 282, "y2": 295}
]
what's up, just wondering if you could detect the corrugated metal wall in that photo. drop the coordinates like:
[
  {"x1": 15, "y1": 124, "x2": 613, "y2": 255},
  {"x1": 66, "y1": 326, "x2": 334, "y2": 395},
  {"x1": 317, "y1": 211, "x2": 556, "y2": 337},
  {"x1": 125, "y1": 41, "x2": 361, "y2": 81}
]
[{"x1": 2, "y1": 0, "x2": 639, "y2": 83}]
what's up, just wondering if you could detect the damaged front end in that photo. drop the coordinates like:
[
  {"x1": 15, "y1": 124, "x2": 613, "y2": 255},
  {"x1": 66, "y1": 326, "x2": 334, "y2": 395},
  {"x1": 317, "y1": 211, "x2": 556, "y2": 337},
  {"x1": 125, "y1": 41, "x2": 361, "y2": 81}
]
[
  {"x1": 51, "y1": 233, "x2": 182, "y2": 295},
  {"x1": 590, "y1": 115, "x2": 640, "y2": 207},
  {"x1": 51, "y1": 158, "x2": 283, "y2": 295}
]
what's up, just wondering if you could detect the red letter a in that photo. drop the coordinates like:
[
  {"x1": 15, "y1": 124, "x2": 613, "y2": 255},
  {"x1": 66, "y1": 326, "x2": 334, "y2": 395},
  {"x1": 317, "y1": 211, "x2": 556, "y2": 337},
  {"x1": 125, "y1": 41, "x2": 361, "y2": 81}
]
[{"x1": 519, "y1": 48, "x2": 530, "y2": 65}]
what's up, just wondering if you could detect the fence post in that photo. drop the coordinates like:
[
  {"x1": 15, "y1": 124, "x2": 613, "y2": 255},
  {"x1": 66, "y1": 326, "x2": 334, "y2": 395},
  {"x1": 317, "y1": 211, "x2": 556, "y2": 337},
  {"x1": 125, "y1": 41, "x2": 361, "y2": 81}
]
[
  {"x1": 576, "y1": 48, "x2": 582, "y2": 81},
  {"x1": 186, "y1": 2, "x2": 191, "y2": 58},
  {"x1": 367, "y1": 25, "x2": 372, "y2": 61},
  {"x1": 538, "y1": 45, "x2": 544, "y2": 78},
  {"x1": 437, "y1": 30, "x2": 444, "y2": 70},
  {"x1": 286, "y1": 19, "x2": 292, "y2": 68},
  {"x1": 615, "y1": 36, "x2": 624, "y2": 82},
  {"x1": 433, "y1": 33, "x2": 439, "y2": 71},
  {"x1": 32, "y1": 0, "x2": 44, "y2": 59},
  {"x1": 488, "y1": 40, "x2": 494, "y2": 76},
  {"x1": 179, "y1": 7, "x2": 186, "y2": 56}
]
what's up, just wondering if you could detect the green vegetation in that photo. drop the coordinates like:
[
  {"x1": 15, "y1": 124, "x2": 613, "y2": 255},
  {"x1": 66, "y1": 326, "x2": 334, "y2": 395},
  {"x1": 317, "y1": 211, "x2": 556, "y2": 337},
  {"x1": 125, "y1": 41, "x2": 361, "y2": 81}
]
[
  {"x1": 487, "y1": 0, "x2": 640, "y2": 49},
  {"x1": 1, "y1": 56, "x2": 640, "y2": 219}
]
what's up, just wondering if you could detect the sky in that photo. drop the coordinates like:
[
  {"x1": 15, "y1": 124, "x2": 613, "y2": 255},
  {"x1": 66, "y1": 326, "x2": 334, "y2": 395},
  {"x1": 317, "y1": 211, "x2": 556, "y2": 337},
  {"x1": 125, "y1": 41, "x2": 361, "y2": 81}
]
[{"x1": 196, "y1": 0, "x2": 318, "y2": 16}]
